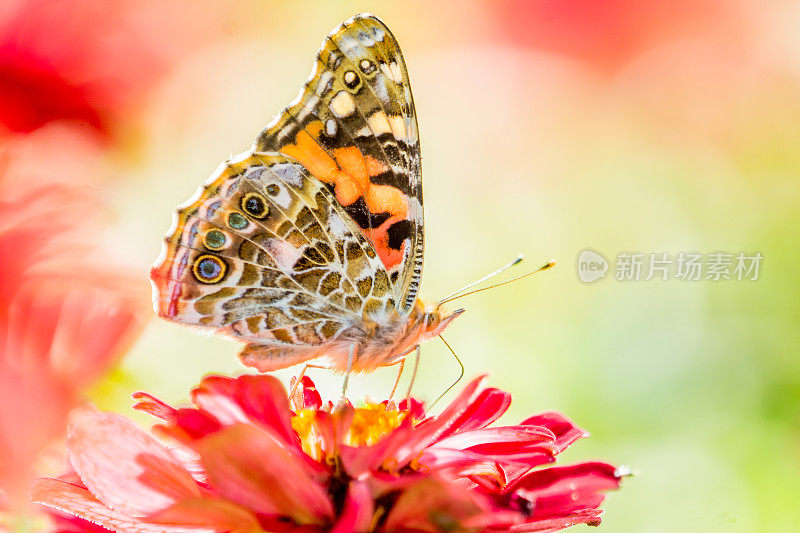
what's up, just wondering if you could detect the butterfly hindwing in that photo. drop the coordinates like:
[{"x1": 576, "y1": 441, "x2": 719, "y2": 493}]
[
  {"x1": 151, "y1": 152, "x2": 397, "y2": 351},
  {"x1": 255, "y1": 14, "x2": 423, "y2": 314}
]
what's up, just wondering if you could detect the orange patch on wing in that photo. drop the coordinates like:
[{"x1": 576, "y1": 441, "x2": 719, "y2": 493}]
[
  {"x1": 369, "y1": 216, "x2": 405, "y2": 270},
  {"x1": 365, "y1": 154, "x2": 389, "y2": 177},
  {"x1": 279, "y1": 120, "x2": 410, "y2": 271},
  {"x1": 279, "y1": 120, "x2": 406, "y2": 220},
  {"x1": 332, "y1": 146, "x2": 369, "y2": 191},
  {"x1": 365, "y1": 184, "x2": 408, "y2": 220},
  {"x1": 280, "y1": 123, "x2": 361, "y2": 205}
]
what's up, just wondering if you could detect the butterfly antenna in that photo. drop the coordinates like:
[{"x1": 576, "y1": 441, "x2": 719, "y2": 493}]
[
  {"x1": 438, "y1": 258, "x2": 555, "y2": 307},
  {"x1": 429, "y1": 335, "x2": 464, "y2": 411},
  {"x1": 437, "y1": 254, "x2": 524, "y2": 307}
]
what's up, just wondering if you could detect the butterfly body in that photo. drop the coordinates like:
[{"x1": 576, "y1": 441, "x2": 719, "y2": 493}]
[
  {"x1": 237, "y1": 300, "x2": 461, "y2": 374},
  {"x1": 151, "y1": 14, "x2": 460, "y2": 374}
]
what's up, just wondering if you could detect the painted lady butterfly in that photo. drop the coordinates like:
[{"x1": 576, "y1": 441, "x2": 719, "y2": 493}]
[{"x1": 151, "y1": 14, "x2": 465, "y2": 391}]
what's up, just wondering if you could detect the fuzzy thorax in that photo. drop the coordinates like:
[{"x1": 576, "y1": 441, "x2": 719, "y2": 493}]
[{"x1": 330, "y1": 299, "x2": 464, "y2": 372}]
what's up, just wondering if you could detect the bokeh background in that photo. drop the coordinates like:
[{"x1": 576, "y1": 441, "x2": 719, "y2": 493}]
[{"x1": 3, "y1": 0, "x2": 799, "y2": 531}]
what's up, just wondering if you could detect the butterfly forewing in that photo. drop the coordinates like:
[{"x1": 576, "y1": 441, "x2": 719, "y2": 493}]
[{"x1": 255, "y1": 14, "x2": 423, "y2": 314}]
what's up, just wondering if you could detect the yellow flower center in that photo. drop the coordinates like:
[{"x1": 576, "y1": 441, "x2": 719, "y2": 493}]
[
  {"x1": 291, "y1": 403, "x2": 407, "y2": 459},
  {"x1": 345, "y1": 404, "x2": 405, "y2": 447},
  {"x1": 291, "y1": 409, "x2": 323, "y2": 459}
]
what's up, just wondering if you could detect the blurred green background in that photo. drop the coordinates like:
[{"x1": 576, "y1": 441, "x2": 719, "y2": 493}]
[{"x1": 68, "y1": 1, "x2": 800, "y2": 531}]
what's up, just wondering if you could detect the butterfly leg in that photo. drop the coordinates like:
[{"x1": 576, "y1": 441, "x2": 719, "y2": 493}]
[
  {"x1": 388, "y1": 359, "x2": 406, "y2": 400},
  {"x1": 289, "y1": 363, "x2": 327, "y2": 398},
  {"x1": 404, "y1": 345, "x2": 421, "y2": 400},
  {"x1": 341, "y1": 343, "x2": 356, "y2": 398}
]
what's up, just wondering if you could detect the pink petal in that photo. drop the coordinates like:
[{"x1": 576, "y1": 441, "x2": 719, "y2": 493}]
[
  {"x1": 339, "y1": 422, "x2": 414, "y2": 477},
  {"x1": 397, "y1": 397, "x2": 425, "y2": 420},
  {"x1": 133, "y1": 392, "x2": 223, "y2": 441},
  {"x1": 50, "y1": 510, "x2": 117, "y2": 532},
  {"x1": 67, "y1": 408, "x2": 200, "y2": 517},
  {"x1": 432, "y1": 426, "x2": 554, "y2": 452},
  {"x1": 340, "y1": 377, "x2": 490, "y2": 475},
  {"x1": 32, "y1": 478, "x2": 213, "y2": 533},
  {"x1": 231, "y1": 374, "x2": 296, "y2": 444},
  {"x1": 514, "y1": 462, "x2": 622, "y2": 520},
  {"x1": 505, "y1": 509, "x2": 604, "y2": 532},
  {"x1": 197, "y1": 424, "x2": 334, "y2": 524},
  {"x1": 520, "y1": 412, "x2": 588, "y2": 454},
  {"x1": 437, "y1": 387, "x2": 511, "y2": 440},
  {"x1": 329, "y1": 481, "x2": 373, "y2": 533},
  {"x1": 132, "y1": 392, "x2": 176, "y2": 421},
  {"x1": 419, "y1": 447, "x2": 505, "y2": 479},
  {"x1": 191, "y1": 376, "x2": 249, "y2": 426},
  {"x1": 299, "y1": 375, "x2": 322, "y2": 409},
  {"x1": 381, "y1": 475, "x2": 493, "y2": 531},
  {"x1": 384, "y1": 375, "x2": 489, "y2": 467},
  {"x1": 150, "y1": 410, "x2": 224, "y2": 444},
  {"x1": 173, "y1": 409, "x2": 224, "y2": 439},
  {"x1": 502, "y1": 413, "x2": 590, "y2": 488},
  {"x1": 145, "y1": 498, "x2": 260, "y2": 533}
]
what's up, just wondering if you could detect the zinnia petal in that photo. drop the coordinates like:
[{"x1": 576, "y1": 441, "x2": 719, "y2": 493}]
[
  {"x1": 514, "y1": 462, "x2": 623, "y2": 520},
  {"x1": 431, "y1": 426, "x2": 555, "y2": 453},
  {"x1": 520, "y1": 412, "x2": 588, "y2": 455},
  {"x1": 32, "y1": 478, "x2": 211, "y2": 533},
  {"x1": 502, "y1": 413, "x2": 591, "y2": 488},
  {"x1": 67, "y1": 408, "x2": 200, "y2": 517},
  {"x1": 145, "y1": 498, "x2": 261, "y2": 533},
  {"x1": 436, "y1": 387, "x2": 512, "y2": 439},
  {"x1": 197, "y1": 423, "x2": 334, "y2": 524},
  {"x1": 230, "y1": 374, "x2": 298, "y2": 444},
  {"x1": 374, "y1": 375, "x2": 489, "y2": 468},
  {"x1": 381, "y1": 476, "x2": 495, "y2": 532},
  {"x1": 191, "y1": 376, "x2": 250, "y2": 426}
]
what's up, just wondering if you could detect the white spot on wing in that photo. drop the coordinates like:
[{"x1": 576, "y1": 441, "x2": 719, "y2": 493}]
[
  {"x1": 368, "y1": 112, "x2": 392, "y2": 136},
  {"x1": 388, "y1": 115, "x2": 406, "y2": 140},
  {"x1": 389, "y1": 61, "x2": 403, "y2": 83},
  {"x1": 269, "y1": 163, "x2": 304, "y2": 187},
  {"x1": 328, "y1": 212, "x2": 347, "y2": 237},
  {"x1": 271, "y1": 186, "x2": 292, "y2": 209},
  {"x1": 330, "y1": 91, "x2": 355, "y2": 117},
  {"x1": 316, "y1": 71, "x2": 334, "y2": 96},
  {"x1": 265, "y1": 238, "x2": 302, "y2": 271}
]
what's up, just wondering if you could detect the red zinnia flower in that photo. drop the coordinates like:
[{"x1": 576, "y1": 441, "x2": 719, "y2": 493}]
[
  {"x1": 491, "y1": 0, "x2": 741, "y2": 73},
  {"x1": 0, "y1": 172, "x2": 146, "y2": 522},
  {"x1": 33, "y1": 374, "x2": 627, "y2": 532},
  {"x1": 0, "y1": 0, "x2": 220, "y2": 138}
]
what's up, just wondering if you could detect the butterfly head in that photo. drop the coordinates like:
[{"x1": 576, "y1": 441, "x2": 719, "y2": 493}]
[{"x1": 417, "y1": 301, "x2": 465, "y2": 338}]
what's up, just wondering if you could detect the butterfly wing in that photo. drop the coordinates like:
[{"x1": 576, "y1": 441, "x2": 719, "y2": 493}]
[
  {"x1": 151, "y1": 152, "x2": 397, "y2": 369},
  {"x1": 255, "y1": 13, "x2": 423, "y2": 314}
]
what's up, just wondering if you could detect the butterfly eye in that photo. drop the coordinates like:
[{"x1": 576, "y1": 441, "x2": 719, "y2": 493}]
[
  {"x1": 343, "y1": 70, "x2": 360, "y2": 89},
  {"x1": 193, "y1": 254, "x2": 227, "y2": 284},
  {"x1": 203, "y1": 229, "x2": 227, "y2": 250},
  {"x1": 241, "y1": 192, "x2": 269, "y2": 219},
  {"x1": 227, "y1": 212, "x2": 248, "y2": 230}
]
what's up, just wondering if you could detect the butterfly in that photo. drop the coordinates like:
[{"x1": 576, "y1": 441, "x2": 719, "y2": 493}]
[{"x1": 151, "y1": 13, "x2": 466, "y2": 393}]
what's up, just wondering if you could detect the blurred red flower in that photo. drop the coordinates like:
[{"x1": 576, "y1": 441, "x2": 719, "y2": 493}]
[
  {"x1": 0, "y1": 175, "x2": 146, "y2": 518},
  {"x1": 34, "y1": 374, "x2": 627, "y2": 532},
  {"x1": 492, "y1": 0, "x2": 741, "y2": 72},
  {"x1": 0, "y1": 0, "x2": 219, "y2": 138}
]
